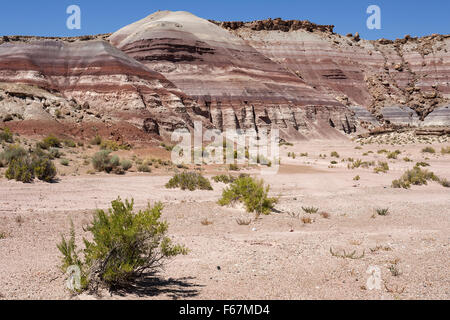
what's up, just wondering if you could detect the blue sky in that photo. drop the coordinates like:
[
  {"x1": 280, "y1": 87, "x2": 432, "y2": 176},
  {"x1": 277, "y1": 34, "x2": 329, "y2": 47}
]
[{"x1": 0, "y1": 0, "x2": 448, "y2": 40}]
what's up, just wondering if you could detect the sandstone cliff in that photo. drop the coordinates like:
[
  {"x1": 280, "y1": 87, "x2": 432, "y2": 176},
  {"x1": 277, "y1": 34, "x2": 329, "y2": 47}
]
[{"x1": 1, "y1": 11, "x2": 449, "y2": 142}]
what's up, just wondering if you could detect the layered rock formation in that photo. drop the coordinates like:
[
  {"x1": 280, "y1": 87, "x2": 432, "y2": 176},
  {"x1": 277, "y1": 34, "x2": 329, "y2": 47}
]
[
  {"x1": 110, "y1": 11, "x2": 356, "y2": 138},
  {"x1": 423, "y1": 105, "x2": 450, "y2": 126},
  {"x1": 1, "y1": 10, "x2": 449, "y2": 142},
  {"x1": 0, "y1": 39, "x2": 213, "y2": 138},
  {"x1": 222, "y1": 20, "x2": 450, "y2": 121},
  {"x1": 380, "y1": 106, "x2": 420, "y2": 126}
]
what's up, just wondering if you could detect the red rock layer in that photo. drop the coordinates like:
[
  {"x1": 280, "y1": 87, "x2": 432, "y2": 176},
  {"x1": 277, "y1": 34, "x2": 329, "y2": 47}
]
[
  {"x1": 226, "y1": 24, "x2": 449, "y2": 120},
  {"x1": 0, "y1": 40, "x2": 212, "y2": 137},
  {"x1": 110, "y1": 11, "x2": 356, "y2": 136}
]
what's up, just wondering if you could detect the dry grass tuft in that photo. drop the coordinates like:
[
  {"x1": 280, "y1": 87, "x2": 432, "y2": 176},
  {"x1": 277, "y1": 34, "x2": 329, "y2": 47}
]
[
  {"x1": 201, "y1": 218, "x2": 213, "y2": 226},
  {"x1": 302, "y1": 206, "x2": 319, "y2": 214},
  {"x1": 330, "y1": 247, "x2": 365, "y2": 259},
  {"x1": 236, "y1": 217, "x2": 252, "y2": 226},
  {"x1": 320, "y1": 212, "x2": 331, "y2": 219},
  {"x1": 301, "y1": 216, "x2": 313, "y2": 224}
]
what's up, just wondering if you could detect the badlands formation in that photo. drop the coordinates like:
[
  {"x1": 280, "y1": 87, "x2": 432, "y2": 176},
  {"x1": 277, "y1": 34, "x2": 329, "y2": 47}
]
[
  {"x1": 0, "y1": 11, "x2": 449, "y2": 301},
  {"x1": 0, "y1": 10, "x2": 448, "y2": 141}
]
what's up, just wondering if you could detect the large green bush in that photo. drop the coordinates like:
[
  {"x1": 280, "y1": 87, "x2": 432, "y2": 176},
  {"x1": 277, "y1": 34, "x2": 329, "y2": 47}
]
[
  {"x1": 5, "y1": 157, "x2": 35, "y2": 183},
  {"x1": 92, "y1": 150, "x2": 123, "y2": 174},
  {"x1": 422, "y1": 147, "x2": 436, "y2": 154},
  {"x1": 38, "y1": 135, "x2": 61, "y2": 149},
  {"x1": 218, "y1": 176, "x2": 278, "y2": 215},
  {"x1": 121, "y1": 159, "x2": 133, "y2": 171},
  {"x1": 92, "y1": 150, "x2": 112, "y2": 172},
  {"x1": 33, "y1": 157, "x2": 57, "y2": 182},
  {"x1": 57, "y1": 198, "x2": 187, "y2": 291},
  {"x1": 92, "y1": 151, "x2": 127, "y2": 174},
  {"x1": 392, "y1": 166, "x2": 441, "y2": 189},
  {"x1": 166, "y1": 172, "x2": 213, "y2": 191},
  {"x1": 0, "y1": 144, "x2": 27, "y2": 165},
  {"x1": 3, "y1": 146, "x2": 57, "y2": 183}
]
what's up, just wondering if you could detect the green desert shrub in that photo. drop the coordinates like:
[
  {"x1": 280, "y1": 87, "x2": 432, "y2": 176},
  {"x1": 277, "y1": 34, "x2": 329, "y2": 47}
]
[
  {"x1": 60, "y1": 159, "x2": 70, "y2": 166},
  {"x1": 137, "y1": 164, "x2": 151, "y2": 173},
  {"x1": 3, "y1": 146, "x2": 57, "y2": 183},
  {"x1": 38, "y1": 135, "x2": 61, "y2": 149},
  {"x1": 415, "y1": 162, "x2": 430, "y2": 168},
  {"x1": 90, "y1": 134, "x2": 102, "y2": 146},
  {"x1": 110, "y1": 155, "x2": 120, "y2": 168},
  {"x1": 441, "y1": 146, "x2": 450, "y2": 155},
  {"x1": 0, "y1": 144, "x2": 27, "y2": 165},
  {"x1": 64, "y1": 139, "x2": 77, "y2": 148},
  {"x1": 302, "y1": 206, "x2": 319, "y2": 214},
  {"x1": 100, "y1": 140, "x2": 131, "y2": 152},
  {"x1": 92, "y1": 150, "x2": 121, "y2": 174},
  {"x1": 57, "y1": 198, "x2": 187, "y2": 291},
  {"x1": 212, "y1": 174, "x2": 236, "y2": 184},
  {"x1": 121, "y1": 159, "x2": 133, "y2": 171},
  {"x1": 387, "y1": 150, "x2": 401, "y2": 159},
  {"x1": 49, "y1": 148, "x2": 63, "y2": 159},
  {"x1": 392, "y1": 179, "x2": 411, "y2": 189},
  {"x1": 100, "y1": 140, "x2": 120, "y2": 151},
  {"x1": 249, "y1": 154, "x2": 272, "y2": 167},
  {"x1": 166, "y1": 172, "x2": 213, "y2": 191},
  {"x1": 5, "y1": 157, "x2": 35, "y2": 183},
  {"x1": 92, "y1": 150, "x2": 111, "y2": 172},
  {"x1": 0, "y1": 127, "x2": 13, "y2": 143},
  {"x1": 374, "y1": 161, "x2": 389, "y2": 174},
  {"x1": 33, "y1": 157, "x2": 57, "y2": 182},
  {"x1": 440, "y1": 178, "x2": 450, "y2": 188},
  {"x1": 392, "y1": 166, "x2": 440, "y2": 189},
  {"x1": 331, "y1": 151, "x2": 340, "y2": 158},
  {"x1": 160, "y1": 142, "x2": 174, "y2": 152},
  {"x1": 348, "y1": 159, "x2": 375, "y2": 169},
  {"x1": 422, "y1": 147, "x2": 436, "y2": 154},
  {"x1": 376, "y1": 208, "x2": 390, "y2": 216},
  {"x1": 300, "y1": 153, "x2": 308, "y2": 157},
  {"x1": 150, "y1": 158, "x2": 173, "y2": 167},
  {"x1": 218, "y1": 176, "x2": 278, "y2": 215}
]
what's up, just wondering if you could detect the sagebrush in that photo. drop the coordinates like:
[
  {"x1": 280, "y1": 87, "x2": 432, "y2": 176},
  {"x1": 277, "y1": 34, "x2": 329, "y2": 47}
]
[
  {"x1": 57, "y1": 198, "x2": 187, "y2": 292},
  {"x1": 2, "y1": 145, "x2": 56, "y2": 183},
  {"x1": 166, "y1": 172, "x2": 213, "y2": 191},
  {"x1": 392, "y1": 166, "x2": 441, "y2": 189},
  {"x1": 218, "y1": 176, "x2": 278, "y2": 215}
]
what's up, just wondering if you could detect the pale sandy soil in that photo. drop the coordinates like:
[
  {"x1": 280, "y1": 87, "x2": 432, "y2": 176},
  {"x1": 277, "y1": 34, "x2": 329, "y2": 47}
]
[{"x1": 0, "y1": 139, "x2": 449, "y2": 300}]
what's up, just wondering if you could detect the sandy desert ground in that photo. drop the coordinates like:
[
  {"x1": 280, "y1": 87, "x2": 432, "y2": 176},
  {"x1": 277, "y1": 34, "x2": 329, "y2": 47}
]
[{"x1": 0, "y1": 135, "x2": 449, "y2": 300}]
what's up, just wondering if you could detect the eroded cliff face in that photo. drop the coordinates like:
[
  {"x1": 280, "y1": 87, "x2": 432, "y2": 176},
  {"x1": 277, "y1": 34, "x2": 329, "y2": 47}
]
[
  {"x1": 0, "y1": 11, "x2": 449, "y2": 143},
  {"x1": 110, "y1": 11, "x2": 356, "y2": 139},
  {"x1": 219, "y1": 19, "x2": 449, "y2": 124},
  {"x1": 0, "y1": 39, "x2": 215, "y2": 138}
]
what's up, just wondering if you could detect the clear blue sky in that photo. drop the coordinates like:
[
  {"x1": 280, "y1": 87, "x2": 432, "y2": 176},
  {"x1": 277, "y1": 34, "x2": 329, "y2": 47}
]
[{"x1": 0, "y1": 0, "x2": 448, "y2": 40}]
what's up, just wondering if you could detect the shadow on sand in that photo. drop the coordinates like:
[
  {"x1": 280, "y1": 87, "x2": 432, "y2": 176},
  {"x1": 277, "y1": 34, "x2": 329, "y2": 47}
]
[{"x1": 114, "y1": 276, "x2": 203, "y2": 299}]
